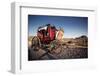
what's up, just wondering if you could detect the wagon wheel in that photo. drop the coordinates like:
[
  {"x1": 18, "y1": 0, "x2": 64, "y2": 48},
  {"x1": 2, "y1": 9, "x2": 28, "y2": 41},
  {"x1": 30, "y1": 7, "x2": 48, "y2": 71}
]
[
  {"x1": 31, "y1": 36, "x2": 41, "y2": 51},
  {"x1": 49, "y1": 40, "x2": 63, "y2": 54}
]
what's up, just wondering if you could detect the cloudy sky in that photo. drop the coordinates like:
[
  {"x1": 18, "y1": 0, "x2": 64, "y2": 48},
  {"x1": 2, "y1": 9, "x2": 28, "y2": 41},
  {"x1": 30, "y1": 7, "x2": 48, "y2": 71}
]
[{"x1": 28, "y1": 15, "x2": 88, "y2": 38}]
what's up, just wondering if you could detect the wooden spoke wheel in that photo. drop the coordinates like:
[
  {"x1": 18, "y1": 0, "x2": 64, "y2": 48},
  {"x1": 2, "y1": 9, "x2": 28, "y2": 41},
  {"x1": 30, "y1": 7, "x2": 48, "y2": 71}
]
[{"x1": 31, "y1": 36, "x2": 41, "y2": 51}]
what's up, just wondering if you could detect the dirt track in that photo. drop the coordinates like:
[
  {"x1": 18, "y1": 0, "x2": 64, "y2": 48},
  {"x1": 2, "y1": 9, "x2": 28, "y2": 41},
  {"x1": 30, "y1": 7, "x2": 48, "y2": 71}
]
[{"x1": 28, "y1": 47, "x2": 88, "y2": 61}]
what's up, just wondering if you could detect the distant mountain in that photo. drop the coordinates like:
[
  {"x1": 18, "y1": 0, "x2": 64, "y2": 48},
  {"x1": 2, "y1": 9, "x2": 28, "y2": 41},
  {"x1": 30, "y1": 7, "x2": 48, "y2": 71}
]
[
  {"x1": 62, "y1": 35, "x2": 88, "y2": 47},
  {"x1": 75, "y1": 35, "x2": 88, "y2": 39},
  {"x1": 74, "y1": 35, "x2": 88, "y2": 47}
]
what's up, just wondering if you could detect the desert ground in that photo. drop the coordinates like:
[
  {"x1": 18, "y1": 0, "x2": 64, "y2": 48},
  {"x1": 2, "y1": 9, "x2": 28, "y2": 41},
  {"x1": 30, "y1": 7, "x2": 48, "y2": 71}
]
[{"x1": 28, "y1": 35, "x2": 88, "y2": 60}]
